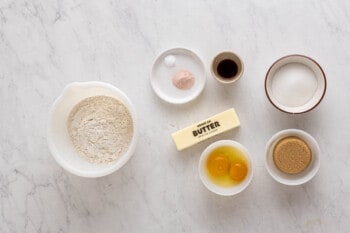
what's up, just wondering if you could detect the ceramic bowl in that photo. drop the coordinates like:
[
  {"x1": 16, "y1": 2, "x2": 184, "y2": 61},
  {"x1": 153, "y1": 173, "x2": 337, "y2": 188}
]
[
  {"x1": 265, "y1": 55, "x2": 326, "y2": 114},
  {"x1": 265, "y1": 129, "x2": 320, "y2": 185},
  {"x1": 198, "y1": 140, "x2": 253, "y2": 196},
  {"x1": 151, "y1": 47, "x2": 206, "y2": 104},
  {"x1": 211, "y1": 51, "x2": 244, "y2": 84},
  {"x1": 47, "y1": 81, "x2": 137, "y2": 178}
]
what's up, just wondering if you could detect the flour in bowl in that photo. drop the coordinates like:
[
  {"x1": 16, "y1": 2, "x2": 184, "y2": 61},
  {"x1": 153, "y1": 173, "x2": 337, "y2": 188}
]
[{"x1": 67, "y1": 96, "x2": 133, "y2": 164}]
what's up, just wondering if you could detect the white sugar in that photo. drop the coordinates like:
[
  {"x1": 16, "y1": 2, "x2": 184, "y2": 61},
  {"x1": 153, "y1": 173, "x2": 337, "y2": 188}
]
[{"x1": 271, "y1": 63, "x2": 318, "y2": 107}]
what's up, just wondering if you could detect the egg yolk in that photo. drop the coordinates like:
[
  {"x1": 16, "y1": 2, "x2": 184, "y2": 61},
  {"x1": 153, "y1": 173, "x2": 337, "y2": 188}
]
[
  {"x1": 229, "y1": 162, "x2": 248, "y2": 182},
  {"x1": 207, "y1": 154, "x2": 230, "y2": 177}
]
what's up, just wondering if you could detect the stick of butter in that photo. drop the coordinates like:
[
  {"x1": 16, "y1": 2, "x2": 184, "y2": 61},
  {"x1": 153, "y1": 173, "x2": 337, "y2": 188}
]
[{"x1": 171, "y1": 108, "x2": 240, "y2": 151}]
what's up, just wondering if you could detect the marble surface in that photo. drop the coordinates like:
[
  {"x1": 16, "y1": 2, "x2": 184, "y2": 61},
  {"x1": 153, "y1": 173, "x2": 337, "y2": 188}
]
[{"x1": 1, "y1": 0, "x2": 350, "y2": 232}]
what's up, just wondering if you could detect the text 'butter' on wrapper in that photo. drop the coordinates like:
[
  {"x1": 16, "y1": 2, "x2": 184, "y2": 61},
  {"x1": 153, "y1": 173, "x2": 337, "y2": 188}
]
[{"x1": 171, "y1": 108, "x2": 240, "y2": 151}]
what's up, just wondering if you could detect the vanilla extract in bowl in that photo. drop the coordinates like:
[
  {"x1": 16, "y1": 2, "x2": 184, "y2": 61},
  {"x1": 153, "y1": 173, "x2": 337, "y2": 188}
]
[
  {"x1": 217, "y1": 59, "x2": 238, "y2": 79},
  {"x1": 211, "y1": 51, "x2": 244, "y2": 84}
]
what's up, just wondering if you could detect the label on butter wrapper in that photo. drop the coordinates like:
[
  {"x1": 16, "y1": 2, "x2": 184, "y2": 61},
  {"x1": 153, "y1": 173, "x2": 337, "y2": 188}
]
[{"x1": 171, "y1": 108, "x2": 240, "y2": 151}]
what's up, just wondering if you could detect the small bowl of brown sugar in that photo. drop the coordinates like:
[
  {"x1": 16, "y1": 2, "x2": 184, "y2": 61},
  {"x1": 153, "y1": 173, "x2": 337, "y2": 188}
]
[{"x1": 265, "y1": 129, "x2": 320, "y2": 185}]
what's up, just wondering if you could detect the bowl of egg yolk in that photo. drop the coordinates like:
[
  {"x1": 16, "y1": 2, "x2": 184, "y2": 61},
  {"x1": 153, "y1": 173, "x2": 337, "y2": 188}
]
[{"x1": 199, "y1": 140, "x2": 253, "y2": 196}]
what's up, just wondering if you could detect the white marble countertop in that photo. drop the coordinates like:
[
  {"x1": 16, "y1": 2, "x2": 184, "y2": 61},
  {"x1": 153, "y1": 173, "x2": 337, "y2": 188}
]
[{"x1": 1, "y1": 0, "x2": 350, "y2": 232}]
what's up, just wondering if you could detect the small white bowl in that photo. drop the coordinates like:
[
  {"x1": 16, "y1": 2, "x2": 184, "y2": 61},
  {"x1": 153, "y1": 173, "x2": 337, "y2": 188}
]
[
  {"x1": 198, "y1": 140, "x2": 253, "y2": 196},
  {"x1": 265, "y1": 55, "x2": 326, "y2": 114},
  {"x1": 265, "y1": 129, "x2": 320, "y2": 185},
  {"x1": 210, "y1": 51, "x2": 244, "y2": 84},
  {"x1": 151, "y1": 48, "x2": 206, "y2": 104},
  {"x1": 47, "y1": 81, "x2": 137, "y2": 178}
]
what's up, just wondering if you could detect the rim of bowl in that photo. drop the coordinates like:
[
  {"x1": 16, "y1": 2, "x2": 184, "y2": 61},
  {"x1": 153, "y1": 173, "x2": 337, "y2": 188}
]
[
  {"x1": 264, "y1": 54, "x2": 327, "y2": 114},
  {"x1": 198, "y1": 140, "x2": 253, "y2": 196},
  {"x1": 265, "y1": 129, "x2": 320, "y2": 185},
  {"x1": 47, "y1": 81, "x2": 137, "y2": 178},
  {"x1": 150, "y1": 47, "x2": 206, "y2": 104}
]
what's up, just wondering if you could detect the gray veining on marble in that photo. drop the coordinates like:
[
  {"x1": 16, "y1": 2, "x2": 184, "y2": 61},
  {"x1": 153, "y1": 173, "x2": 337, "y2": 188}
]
[{"x1": 1, "y1": 0, "x2": 350, "y2": 232}]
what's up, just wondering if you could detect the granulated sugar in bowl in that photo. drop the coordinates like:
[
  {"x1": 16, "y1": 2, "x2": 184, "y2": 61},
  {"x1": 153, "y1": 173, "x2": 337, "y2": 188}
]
[{"x1": 47, "y1": 81, "x2": 137, "y2": 178}]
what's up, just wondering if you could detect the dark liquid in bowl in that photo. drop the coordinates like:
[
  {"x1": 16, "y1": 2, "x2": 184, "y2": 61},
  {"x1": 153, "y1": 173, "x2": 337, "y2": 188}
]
[{"x1": 217, "y1": 59, "x2": 238, "y2": 79}]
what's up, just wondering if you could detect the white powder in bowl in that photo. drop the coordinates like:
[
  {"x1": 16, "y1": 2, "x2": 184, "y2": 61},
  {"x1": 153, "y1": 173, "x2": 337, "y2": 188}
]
[
  {"x1": 67, "y1": 96, "x2": 133, "y2": 164},
  {"x1": 271, "y1": 63, "x2": 318, "y2": 107}
]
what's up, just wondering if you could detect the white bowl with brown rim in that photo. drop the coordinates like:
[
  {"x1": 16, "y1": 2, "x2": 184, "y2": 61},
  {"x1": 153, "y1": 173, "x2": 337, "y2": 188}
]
[{"x1": 265, "y1": 55, "x2": 326, "y2": 114}]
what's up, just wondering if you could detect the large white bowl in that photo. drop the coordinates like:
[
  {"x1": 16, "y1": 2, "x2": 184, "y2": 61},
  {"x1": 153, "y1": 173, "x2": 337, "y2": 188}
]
[
  {"x1": 47, "y1": 81, "x2": 137, "y2": 178},
  {"x1": 265, "y1": 129, "x2": 320, "y2": 185},
  {"x1": 198, "y1": 140, "x2": 253, "y2": 196}
]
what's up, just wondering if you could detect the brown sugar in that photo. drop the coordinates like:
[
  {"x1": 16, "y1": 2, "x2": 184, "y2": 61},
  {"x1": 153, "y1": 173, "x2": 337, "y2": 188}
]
[{"x1": 273, "y1": 136, "x2": 312, "y2": 174}]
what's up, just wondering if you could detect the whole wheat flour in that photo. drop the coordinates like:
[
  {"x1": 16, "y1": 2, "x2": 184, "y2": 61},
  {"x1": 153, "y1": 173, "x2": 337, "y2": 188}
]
[{"x1": 67, "y1": 95, "x2": 133, "y2": 164}]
